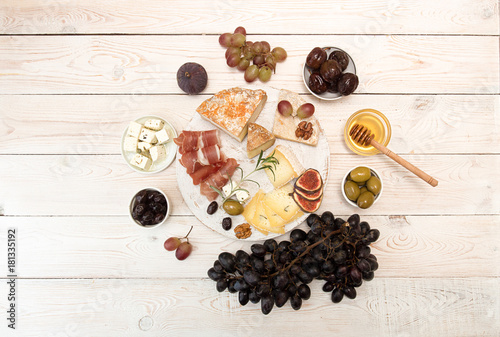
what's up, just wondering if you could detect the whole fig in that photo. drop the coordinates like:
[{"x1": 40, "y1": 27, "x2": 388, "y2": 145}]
[{"x1": 177, "y1": 62, "x2": 208, "y2": 94}]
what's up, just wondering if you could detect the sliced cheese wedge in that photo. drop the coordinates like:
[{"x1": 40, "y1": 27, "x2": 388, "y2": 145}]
[
  {"x1": 263, "y1": 203, "x2": 287, "y2": 228},
  {"x1": 242, "y1": 190, "x2": 268, "y2": 235},
  {"x1": 251, "y1": 200, "x2": 285, "y2": 234},
  {"x1": 265, "y1": 145, "x2": 304, "y2": 189},
  {"x1": 247, "y1": 123, "x2": 276, "y2": 158},
  {"x1": 263, "y1": 182, "x2": 302, "y2": 222}
]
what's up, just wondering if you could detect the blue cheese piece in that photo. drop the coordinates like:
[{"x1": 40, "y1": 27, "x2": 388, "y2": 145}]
[
  {"x1": 155, "y1": 128, "x2": 170, "y2": 145},
  {"x1": 235, "y1": 190, "x2": 250, "y2": 203},
  {"x1": 222, "y1": 181, "x2": 235, "y2": 198},
  {"x1": 222, "y1": 181, "x2": 249, "y2": 203},
  {"x1": 144, "y1": 119, "x2": 164, "y2": 131},
  {"x1": 130, "y1": 154, "x2": 152, "y2": 170},
  {"x1": 127, "y1": 121, "x2": 143, "y2": 139},
  {"x1": 139, "y1": 128, "x2": 157, "y2": 144},
  {"x1": 150, "y1": 145, "x2": 167, "y2": 162},
  {"x1": 123, "y1": 136, "x2": 138, "y2": 152},
  {"x1": 137, "y1": 142, "x2": 152, "y2": 152}
]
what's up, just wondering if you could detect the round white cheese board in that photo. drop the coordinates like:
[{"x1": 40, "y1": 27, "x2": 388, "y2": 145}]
[{"x1": 176, "y1": 87, "x2": 330, "y2": 241}]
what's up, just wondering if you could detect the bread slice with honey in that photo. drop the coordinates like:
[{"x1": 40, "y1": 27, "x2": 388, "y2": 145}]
[
  {"x1": 272, "y1": 89, "x2": 321, "y2": 146},
  {"x1": 246, "y1": 123, "x2": 276, "y2": 158},
  {"x1": 196, "y1": 87, "x2": 267, "y2": 142}
]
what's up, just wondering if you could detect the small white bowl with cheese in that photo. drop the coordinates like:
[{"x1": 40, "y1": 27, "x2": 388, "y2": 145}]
[{"x1": 121, "y1": 115, "x2": 178, "y2": 174}]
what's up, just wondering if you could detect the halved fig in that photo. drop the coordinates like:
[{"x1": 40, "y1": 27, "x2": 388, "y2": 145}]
[
  {"x1": 293, "y1": 192, "x2": 323, "y2": 213},
  {"x1": 295, "y1": 185, "x2": 323, "y2": 201},
  {"x1": 295, "y1": 169, "x2": 323, "y2": 192}
]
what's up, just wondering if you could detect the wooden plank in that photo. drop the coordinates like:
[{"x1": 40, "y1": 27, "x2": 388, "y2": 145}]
[
  {"x1": 0, "y1": 278, "x2": 498, "y2": 336},
  {"x1": 0, "y1": 0, "x2": 498, "y2": 35},
  {"x1": 0, "y1": 154, "x2": 498, "y2": 216},
  {"x1": 0, "y1": 35, "x2": 498, "y2": 94},
  {"x1": 0, "y1": 215, "x2": 498, "y2": 278},
  {"x1": 1, "y1": 94, "x2": 498, "y2": 155}
]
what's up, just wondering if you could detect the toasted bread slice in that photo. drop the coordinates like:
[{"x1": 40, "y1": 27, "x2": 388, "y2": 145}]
[{"x1": 272, "y1": 89, "x2": 321, "y2": 146}]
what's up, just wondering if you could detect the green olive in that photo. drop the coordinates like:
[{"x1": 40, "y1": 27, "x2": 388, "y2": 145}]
[
  {"x1": 350, "y1": 167, "x2": 371, "y2": 183},
  {"x1": 223, "y1": 200, "x2": 244, "y2": 216},
  {"x1": 359, "y1": 187, "x2": 368, "y2": 195},
  {"x1": 366, "y1": 176, "x2": 382, "y2": 195},
  {"x1": 344, "y1": 181, "x2": 360, "y2": 202},
  {"x1": 357, "y1": 191, "x2": 375, "y2": 209}
]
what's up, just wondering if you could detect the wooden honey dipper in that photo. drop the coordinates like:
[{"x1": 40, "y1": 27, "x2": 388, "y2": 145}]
[{"x1": 349, "y1": 124, "x2": 438, "y2": 187}]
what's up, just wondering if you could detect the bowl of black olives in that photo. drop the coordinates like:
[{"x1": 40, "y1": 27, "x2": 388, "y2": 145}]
[
  {"x1": 342, "y1": 166, "x2": 383, "y2": 209},
  {"x1": 303, "y1": 46, "x2": 358, "y2": 100},
  {"x1": 130, "y1": 187, "x2": 170, "y2": 228}
]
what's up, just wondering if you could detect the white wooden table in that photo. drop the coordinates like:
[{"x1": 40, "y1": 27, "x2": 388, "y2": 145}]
[{"x1": 0, "y1": 1, "x2": 499, "y2": 336}]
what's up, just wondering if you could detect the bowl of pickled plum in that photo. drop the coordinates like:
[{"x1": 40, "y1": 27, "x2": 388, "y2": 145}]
[
  {"x1": 130, "y1": 187, "x2": 170, "y2": 228},
  {"x1": 303, "y1": 46, "x2": 358, "y2": 100}
]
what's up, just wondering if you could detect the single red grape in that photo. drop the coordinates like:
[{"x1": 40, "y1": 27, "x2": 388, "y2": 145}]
[
  {"x1": 176, "y1": 242, "x2": 193, "y2": 260},
  {"x1": 164, "y1": 237, "x2": 181, "y2": 251}
]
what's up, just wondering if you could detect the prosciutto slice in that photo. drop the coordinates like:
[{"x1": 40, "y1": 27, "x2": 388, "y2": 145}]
[
  {"x1": 200, "y1": 158, "x2": 239, "y2": 201},
  {"x1": 189, "y1": 162, "x2": 224, "y2": 185},
  {"x1": 174, "y1": 130, "x2": 220, "y2": 154},
  {"x1": 180, "y1": 145, "x2": 221, "y2": 174}
]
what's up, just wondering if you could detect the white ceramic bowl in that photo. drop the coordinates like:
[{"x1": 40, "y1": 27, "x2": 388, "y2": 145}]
[
  {"x1": 121, "y1": 115, "x2": 178, "y2": 174},
  {"x1": 129, "y1": 187, "x2": 170, "y2": 228},
  {"x1": 342, "y1": 166, "x2": 383, "y2": 208},
  {"x1": 303, "y1": 46, "x2": 357, "y2": 101}
]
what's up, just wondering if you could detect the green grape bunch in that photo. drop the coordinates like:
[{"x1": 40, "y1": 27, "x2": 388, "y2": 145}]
[
  {"x1": 207, "y1": 212, "x2": 380, "y2": 314},
  {"x1": 218, "y1": 26, "x2": 288, "y2": 83}
]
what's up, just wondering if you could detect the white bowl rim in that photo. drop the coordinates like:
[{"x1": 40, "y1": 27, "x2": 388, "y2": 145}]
[
  {"x1": 129, "y1": 187, "x2": 170, "y2": 228},
  {"x1": 303, "y1": 46, "x2": 357, "y2": 101},
  {"x1": 341, "y1": 166, "x2": 383, "y2": 208}
]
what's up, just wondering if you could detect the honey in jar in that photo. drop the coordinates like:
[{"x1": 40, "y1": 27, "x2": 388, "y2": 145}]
[{"x1": 344, "y1": 109, "x2": 391, "y2": 156}]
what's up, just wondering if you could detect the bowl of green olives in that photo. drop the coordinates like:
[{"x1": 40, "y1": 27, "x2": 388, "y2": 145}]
[
  {"x1": 303, "y1": 46, "x2": 358, "y2": 100},
  {"x1": 342, "y1": 166, "x2": 382, "y2": 209}
]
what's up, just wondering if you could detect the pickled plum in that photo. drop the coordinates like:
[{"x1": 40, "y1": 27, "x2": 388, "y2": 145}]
[
  {"x1": 337, "y1": 73, "x2": 359, "y2": 96},
  {"x1": 328, "y1": 50, "x2": 349, "y2": 71},
  {"x1": 320, "y1": 60, "x2": 342, "y2": 84},
  {"x1": 308, "y1": 73, "x2": 327, "y2": 94},
  {"x1": 306, "y1": 47, "x2": 327, "y2": 69}
]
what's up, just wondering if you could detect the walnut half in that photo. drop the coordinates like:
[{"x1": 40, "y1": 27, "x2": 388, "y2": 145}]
[
  {"x1": 234, "y1": 223, "x2": 252, "y2": 239},
  {"x1": 295, "y1": 121, "x2": 314, "y2": 140}
]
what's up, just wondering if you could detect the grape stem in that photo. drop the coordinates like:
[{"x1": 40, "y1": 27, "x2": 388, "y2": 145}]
[
  {"x1": 182, "y1": 226, "x2": 193, "y2": 243},
  {"x1": 271, "y1": 224, "x2": 348, "y2": 277}
]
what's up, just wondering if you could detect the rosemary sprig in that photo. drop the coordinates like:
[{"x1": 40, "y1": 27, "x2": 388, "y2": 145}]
[{"x1": 210, "y1": 150, "x2": 279, "y2": 204}]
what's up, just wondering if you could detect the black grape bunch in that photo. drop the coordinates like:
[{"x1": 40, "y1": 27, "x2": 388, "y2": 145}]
[{"x1": 207, "y1": 212, "x2": 380, "y2": 314}]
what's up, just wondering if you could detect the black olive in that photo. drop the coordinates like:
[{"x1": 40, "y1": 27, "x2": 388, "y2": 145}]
[
  {"x1": 306, "y1": 47, "x2": 327, "y2": 70},
  {"x1": 177, "y1": 62, "x2": 208, "y2": 94},
  {"x1": 308, "y1": 72, "x2": 327, "y2": 94},
  {"x1": 337, "y1": 73, "x2": 359, "y2": 96},
  {"x1": 328, "y1": 50, "x2": 349, "y2": 71},
  {"x1": 222, "y1": 217, "x2": 232, "y2": 231},
  {"x1": 207, "y1": 201, "x2": 218, "y2": 215}
]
